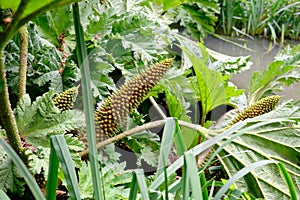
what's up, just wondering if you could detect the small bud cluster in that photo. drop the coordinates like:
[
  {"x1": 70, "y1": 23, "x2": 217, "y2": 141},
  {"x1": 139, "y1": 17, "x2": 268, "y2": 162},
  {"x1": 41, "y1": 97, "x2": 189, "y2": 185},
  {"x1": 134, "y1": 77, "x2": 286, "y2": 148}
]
[
  {"x1": 231, "y1": 95, "x2": 281, "y2": 124},
  {"x1": 52, "y1": 86, "x2": 79, "y2": 111}
]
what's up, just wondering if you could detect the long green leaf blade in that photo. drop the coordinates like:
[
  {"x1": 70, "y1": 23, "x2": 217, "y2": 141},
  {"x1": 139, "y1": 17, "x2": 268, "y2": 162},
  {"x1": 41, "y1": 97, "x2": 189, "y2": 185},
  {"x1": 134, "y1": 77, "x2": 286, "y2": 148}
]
[
  {"x1": 149, "y1": 120, "x2": 247, "y2": 190},
  {"x1": 46, "y1": 142, "x2": 60, "y2": 200},
  {"x1": 183, "y1": 152, "x2": 202, "y2": 200},
  {"x1": 72, "y1": 3, "x2": 102, "y2": 200},
  {"x1": 157, "y1": 118, "x2": 176, "y2": 176},
  {"x1": 0, "y1": 139, "x2": 45, "y2": 200},
  {"x1": 0, "y1": 189, "x2": 10, "y2": 200},
  {"x1": 277, "y1": 163, "x2": 298, "y2": 200},
  {"x1": 128, "y1": 172, "x2": 138, "y2": 200},
  {"x1": 51, "y1": 135, "x2": 81, "y2": 200},
  {"x1": 173, "y1": 119, "x2": 187, "y2": 156},
  {"x1": 135, "y1": 169, "x2": 150, "y2": 200}
]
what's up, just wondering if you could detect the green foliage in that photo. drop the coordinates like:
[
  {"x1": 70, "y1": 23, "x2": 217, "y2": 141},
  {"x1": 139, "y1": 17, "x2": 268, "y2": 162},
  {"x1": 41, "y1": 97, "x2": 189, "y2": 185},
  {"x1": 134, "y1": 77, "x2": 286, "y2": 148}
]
[
  {"x1": 182, "y1": 152, "x2": 202, "y2": 199},
  {"x1": 0, "y1": 0, "x2": 78, "y2": 23},
  {"x1": 0, "y1": 189, "x2": 10, "y2": 200},
  {"x1": 49, "y1": 135, "x2": 81, "y2": 199},
  {"x1": 1, "y1": 0, "x2": 300, "y2": 199},
  {"x1": 33, "y1": 6, "x2": 73, "y2": 47},
  {"x1": 15, "y1": 92, "x2": 85, "y2": 147},
  {"x1": 84, "y1": 0, "x2": 171, "y2": 63},
  {"x1": 0, "y1": 140, "x2": 45, "y2": 200},
  {"x1": 161, "y1": 67, "x2": 199, "y2": 148},
  {"x1": 182, "y1": 43, "x2": 244, "y2": 124},
  {"x1": 128, "y1": 130, "x2": 161, "y2": 167},
  {"x1": 217, "y1": 101, "x2": 300, "y2": 199},
  {"x1": 4, "y1": 24, "x2": 79, "y2": 98},
  {"x1": 248, "y1": 44, "x2": 300, "y2": 104},
  {"x1": 78, "y1": 162, "x2": 132, "y2": 199},
  {"x1": 218, "y1": 0, "x2": 300, "y2": 40},
  {"x1": 0, "y1": 155, "x2": 25, "y2": 196},
  {"x1": 166, "y1": 0, "x2": 220, "y2": 39},
  {"x1": 207, "y1": 48, "x2": 252, "y2": 75}
]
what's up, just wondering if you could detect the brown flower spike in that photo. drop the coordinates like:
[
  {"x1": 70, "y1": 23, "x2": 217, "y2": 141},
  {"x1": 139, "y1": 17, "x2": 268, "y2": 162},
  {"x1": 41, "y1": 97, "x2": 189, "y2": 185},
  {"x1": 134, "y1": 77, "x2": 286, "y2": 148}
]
[
  {"x1": 94, "y1": 59, "x2": 172, "y2": 143},
  {"x1": 231, "y1": 95, "x2": 281, "y2": 124}
]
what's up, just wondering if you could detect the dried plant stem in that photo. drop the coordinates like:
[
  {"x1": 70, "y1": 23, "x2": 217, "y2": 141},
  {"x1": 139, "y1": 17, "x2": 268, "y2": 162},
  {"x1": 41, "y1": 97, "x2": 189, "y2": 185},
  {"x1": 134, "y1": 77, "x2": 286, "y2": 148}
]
[
  {"x1": 178, "y1": 120, "x2": 209, "y2": 138},
  {"x1": 149, "y1": 95, "x2": 209, "y2": 137},
  {"x1": 80, "y1": 120, "x2": 166, "y2": 157},
  {"x1": 18, "y1": 25, "x2": 28, "y2": 101},
  {"x1": 149, "y1": 96, "x2": 167, "y2": 119},
  {"x1": 80, "y1": 119, "x2": 209, "y2": 158}
]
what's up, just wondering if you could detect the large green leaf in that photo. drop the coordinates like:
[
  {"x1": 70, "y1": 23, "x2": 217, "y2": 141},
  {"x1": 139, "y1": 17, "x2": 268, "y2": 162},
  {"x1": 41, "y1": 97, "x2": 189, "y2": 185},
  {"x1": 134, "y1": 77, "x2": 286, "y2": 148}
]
[
  {"x1": 248, "y1": 44, "x2": 300, "y2": 105},
  {"x1": 0, "y1": 0, "x2": 21, "y2": 12},
  {"x1": 182, "y1": 44, "x2": 244, "y2": 123},
  {"x1": 14, "y1": 92, "x2": 85, "y2": 147},
  {"x1": 217, "y1": 102, "x2": 300, "y2": 199},
  {"x1": 33, "y1": 6, "x2": 74, "y2": 47},
  {"x1": 0, "y1": 154, "x2": 25, "y2": 196},
  {"x1": 161, "y1": 67, "x2": 199, "y2": 148},
  {"x1": 88, "y1": 49, "x2": 116, "y2": 99},
  {"x1": 4, "y1": 24, "x2": 79, "y2": 96},
  {"x1": 207, "y1": 48, "x2": 252, "y2": 75}
]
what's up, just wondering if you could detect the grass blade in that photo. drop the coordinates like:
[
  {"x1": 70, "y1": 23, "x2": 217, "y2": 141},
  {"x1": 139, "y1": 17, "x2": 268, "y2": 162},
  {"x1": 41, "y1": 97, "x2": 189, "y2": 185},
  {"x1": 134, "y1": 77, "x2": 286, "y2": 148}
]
[
  {"x1": 72, "y1": 3, "x2": 102, "y2": 200},
  {"x1": 163, "y1": 164, "x2": 169, "y2": 200},
  {"x1": 135, "y1": 169, "x2": 150, "y2": 200},
  {"x1": 0, "y1": 139, "x2": 45, "y2": 200},
  {"x1": 182, "y1": 153, "x2": 189, "y2": 199},
  {"x1": 200, "y1": 172, "x2": 208, "y2": 199},
  {"x1": 46, "y1": 141, "x2": 59, "y2": 200},
  {"x1": 173, "y1": 119, "x2": 187, "y2": 156},
  {"x1": 149, "y1": 121, "x2": 247, "y2": 190},
  {"x1": 182, "y1": 152, "x2": 202, "y2": 200},
  {"x1": 128, "y1": 172, "x2": 138, "y2": 200},
  {"x1": 208, "y1": 180, "x2": 216, "y2": 200},
  {"x1": 214, "y1": 160, "x2": 277, "y2": 200},
  {"x1": 0, "y1": 189, "x2": 10, "y2": 200},
  {"x1": 51, "y1": 135, "x2": 81, "y2": 199},
  {"x1": 277, "y1": 163, "x2": 297, "y2": 200},
  {"x1": 157, "y1": 118, "x2": 176, "y2": 176}
]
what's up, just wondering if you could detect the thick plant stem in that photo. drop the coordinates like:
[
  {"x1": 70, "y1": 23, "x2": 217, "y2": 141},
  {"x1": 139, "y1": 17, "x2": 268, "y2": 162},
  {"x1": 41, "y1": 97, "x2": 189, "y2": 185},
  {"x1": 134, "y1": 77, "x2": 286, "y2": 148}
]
[
  {"x1": 0, "y1": 51, "x2": 23, "y2": 158},
  {"x1": 18, "y1": 25, "x2": 28, "y2": 101}
]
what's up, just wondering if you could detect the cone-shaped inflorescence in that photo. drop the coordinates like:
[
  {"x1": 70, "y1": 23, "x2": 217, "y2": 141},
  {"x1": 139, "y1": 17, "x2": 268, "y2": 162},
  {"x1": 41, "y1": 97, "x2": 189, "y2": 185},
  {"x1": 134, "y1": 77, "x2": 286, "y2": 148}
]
[
  {"x1": 52, "y1": 86, "x2": 79, "y2": 111},
  {"x1": 94, "y1": 59, "x2": 172, "y2": 143},
  {"x1": 231, "y1": 95, "x2": 281, "y2": 124}
]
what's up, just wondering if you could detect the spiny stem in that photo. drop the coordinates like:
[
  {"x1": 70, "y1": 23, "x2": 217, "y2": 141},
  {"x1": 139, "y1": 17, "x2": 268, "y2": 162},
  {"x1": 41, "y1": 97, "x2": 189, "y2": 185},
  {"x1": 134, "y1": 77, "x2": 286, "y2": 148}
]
[
  {"x1": 0, "y1": 51, "x2": 24, "y2": 160},
  {"x1": 18, "y1": 25, "x2": 28, "y2": 101}
]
